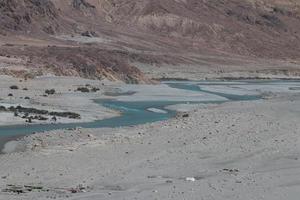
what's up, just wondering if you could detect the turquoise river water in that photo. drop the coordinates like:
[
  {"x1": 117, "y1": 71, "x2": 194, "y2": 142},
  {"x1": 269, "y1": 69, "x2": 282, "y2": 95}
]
[{"x1": 0, "y1": 80, "x2": 299, "y2": 150}]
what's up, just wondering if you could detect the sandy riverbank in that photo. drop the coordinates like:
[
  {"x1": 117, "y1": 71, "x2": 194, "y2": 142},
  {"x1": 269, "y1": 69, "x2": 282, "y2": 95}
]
[
  {"x1": 0, "y1": 92, "x2": 299, "y2": 200},
  {"x1": 0, "y1": 75, "x2": 120, "y2": 126},
  {"x1": 0, "y1": 75, "x2": 232, "y2": 154}
]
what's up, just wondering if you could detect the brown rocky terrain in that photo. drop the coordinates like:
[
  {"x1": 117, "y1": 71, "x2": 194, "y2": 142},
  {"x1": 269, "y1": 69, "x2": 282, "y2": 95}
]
[{"x1": 0, "y1": 0, "x2": 300, "y2": 82}]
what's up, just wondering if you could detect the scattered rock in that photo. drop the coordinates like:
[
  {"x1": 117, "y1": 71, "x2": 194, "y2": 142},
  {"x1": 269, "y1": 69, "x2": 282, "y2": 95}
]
[
  {"x1": 81, "y1": 31, "x2": 98, "y2": 37},
  {"x1": 222, "y1": 168, "x2": 239, "y2": 173},
  {"x1": 10, "y1": 85, "x2": 19, "y2": 90},
  {"x1": 185, "y1": 177, "x2": 196, "y2": 182},
  {"x1": 182, "y1": 113, "x2": 189, "y2": 118}
]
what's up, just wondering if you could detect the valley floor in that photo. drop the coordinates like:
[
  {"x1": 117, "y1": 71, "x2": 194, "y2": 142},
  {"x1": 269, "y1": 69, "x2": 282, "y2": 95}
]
[{"x1": 0, "y1": 87, "x2": 299, "y2": 199}]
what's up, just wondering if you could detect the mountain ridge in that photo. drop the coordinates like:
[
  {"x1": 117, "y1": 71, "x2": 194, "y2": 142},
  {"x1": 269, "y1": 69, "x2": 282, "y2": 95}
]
[{"x1": 0, "y1": 0, "x2": 300, "y2": 82}]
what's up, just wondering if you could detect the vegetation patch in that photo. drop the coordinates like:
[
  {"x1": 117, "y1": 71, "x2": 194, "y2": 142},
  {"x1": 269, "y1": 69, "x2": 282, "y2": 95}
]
[
  {"x1": 45, "y1": 89, "x2": 56, "y2": 95},
  {"x1": 77, "y1": 87, "x2": 90, "y2": 93},
  {"x1": 10, "y1": 85, "x2": 19, "y2": 90},
  {"x1": 77, "y1": 85, "x2": 100, "y2": 93},
  {"x1": 0, "y1": 105, "x2": 81, "y2": 123}
]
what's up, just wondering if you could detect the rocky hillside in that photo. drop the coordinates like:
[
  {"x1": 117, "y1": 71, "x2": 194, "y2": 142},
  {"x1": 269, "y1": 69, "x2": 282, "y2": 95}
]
[
  {"x1": 85, "y1": 0, "x2": 300, "y2": 58},
  {"x1": 0, "y1": 0, "x2": 61, "y2": 34},
  {"x1": 1, "y1": 0, "x2": 299, "y2": 58},
  {"x1": 0, "y1": 0, "x2": 300, "y2": 82}
]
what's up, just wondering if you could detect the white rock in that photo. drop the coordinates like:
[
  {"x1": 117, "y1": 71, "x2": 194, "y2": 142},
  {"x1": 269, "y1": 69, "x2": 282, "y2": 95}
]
[{"x1": 185, "y1": 177, "x2": 196, "y2": 182}]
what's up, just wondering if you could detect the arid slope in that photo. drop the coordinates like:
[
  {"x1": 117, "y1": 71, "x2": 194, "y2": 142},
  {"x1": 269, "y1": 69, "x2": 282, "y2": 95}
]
[{"x1": 0, "y1": 0, "x2": 300, "y2": 81}]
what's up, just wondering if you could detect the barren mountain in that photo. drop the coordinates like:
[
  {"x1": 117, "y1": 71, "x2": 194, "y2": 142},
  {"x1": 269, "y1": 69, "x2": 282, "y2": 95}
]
[
  {"x1": 0, "y1": 0, "x2": 61, "y2": 34},
  {"x1": 0, "y1": 0, "x2": 300, "y2": 82}
]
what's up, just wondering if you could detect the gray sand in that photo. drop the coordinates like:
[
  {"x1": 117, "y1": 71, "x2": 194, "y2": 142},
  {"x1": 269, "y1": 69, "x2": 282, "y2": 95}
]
[{"x1": 0, "y1": 76, "x2": 300, "y2": 199}]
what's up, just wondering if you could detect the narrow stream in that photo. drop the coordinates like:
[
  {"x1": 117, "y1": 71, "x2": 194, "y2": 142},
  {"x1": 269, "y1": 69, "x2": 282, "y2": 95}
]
[{"x1": 0, "y1": 80, "x2": 300, "y2": 152}]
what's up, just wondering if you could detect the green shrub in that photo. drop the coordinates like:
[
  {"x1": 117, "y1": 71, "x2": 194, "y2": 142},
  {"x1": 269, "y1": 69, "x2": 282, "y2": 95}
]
[
  {"x1": 10, "y1": 85, "x2": 19, "y2": 90},
  {"x1": 77, "y1": 87, "x2": 90, "y2": 93},
  {"x1": 45, "y1": 89, "x2": 56, "y2": 95}
]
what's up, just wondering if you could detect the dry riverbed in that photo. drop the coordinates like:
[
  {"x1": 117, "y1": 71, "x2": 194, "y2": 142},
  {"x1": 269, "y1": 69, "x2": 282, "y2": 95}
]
[{"x1": 0, "y1": 91, "x2": 299, "y2": 200}]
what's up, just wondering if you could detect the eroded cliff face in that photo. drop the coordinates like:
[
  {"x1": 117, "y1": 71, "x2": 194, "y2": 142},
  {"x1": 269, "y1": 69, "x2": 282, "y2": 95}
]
[{"x1": 0, "y1": 0, "x2": 299, "y2": 82}]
